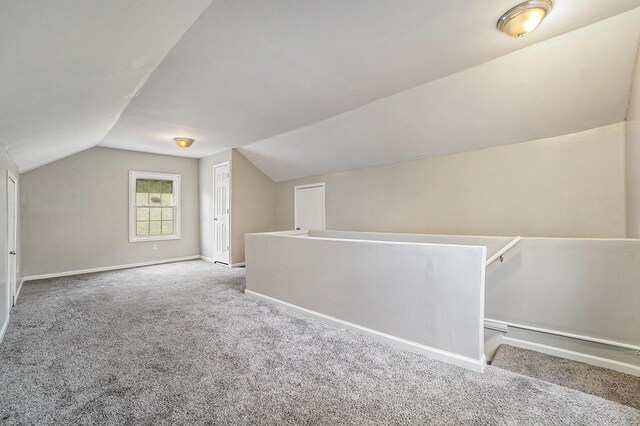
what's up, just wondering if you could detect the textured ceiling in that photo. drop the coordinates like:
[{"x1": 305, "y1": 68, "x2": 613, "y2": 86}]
[{"x1": 2, "y1": 1, "x2": 640, "y2": 175}]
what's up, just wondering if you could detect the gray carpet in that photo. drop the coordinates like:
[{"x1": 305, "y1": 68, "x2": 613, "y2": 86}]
[
  {"x1": 492, "y1": 344, "x2": 640, "y2": 410},
  {"x1": 0, "y1": 260, "x2": 638, "y2": 425}
]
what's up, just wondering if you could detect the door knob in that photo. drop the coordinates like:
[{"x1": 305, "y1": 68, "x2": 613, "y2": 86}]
[
  {"x1": 214, "y1": 218, "x2": 218, "y2": 221},
  {"x1": 9, "y1": 251, "x2": 15, "y2": 255}
]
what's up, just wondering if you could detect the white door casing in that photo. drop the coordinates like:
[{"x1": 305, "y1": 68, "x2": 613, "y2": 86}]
[
  {"x1": 214, "y1": 162, "x2": 230, "y2": 264},
  {"x1": 7, "y1": 173, "x2": 17, "y2": 307},
  {"x1": 294, "y1": 183, "x2": 325, "y2": 230}
]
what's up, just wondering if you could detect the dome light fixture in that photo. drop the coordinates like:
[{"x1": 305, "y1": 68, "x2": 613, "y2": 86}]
[
  {"x1": 173, "y1": 137, "x2": 195, "y2": 148},
  {"x1": 497, "y1": 0, "x2": 553, "y2": 37}
]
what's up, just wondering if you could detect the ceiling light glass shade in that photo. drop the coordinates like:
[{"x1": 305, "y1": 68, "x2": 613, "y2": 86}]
[
  {"x1": 173, "y1": 137, "x2": 195, "y2": 148},
  {"x1": 497, "y1": 0, "x2": 553, "y2": 37}
]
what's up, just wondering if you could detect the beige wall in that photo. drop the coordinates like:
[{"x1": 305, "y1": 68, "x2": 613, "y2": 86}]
[
  {"x1": 22, "y1": 147, "x2": 199, "y2": 277},
  {"x1": 626, "y1": 51, "x2": 640, "y2": 238},
  {"x1": 230, "y1": 150, "x2": 276, "y2": 264},
  {"x1": 199, "y1": 150, "x2": 232, "y2": 259},
  {"x1": 276, "y1": 123, "x2": 627, "y2": 238},
  {"x1": 0, "y1": 147, "x2": 21, "y2": 337}
]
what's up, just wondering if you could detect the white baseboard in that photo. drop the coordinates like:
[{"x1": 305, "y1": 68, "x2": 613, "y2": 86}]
[
  {"x1": 484, "y1": 319, "x2": 509, "y2": 334},
  {"x1": 200, "y1": 256, "x2": 215, "y2": 263},
  {"x1": 246, "y1": 289, "x2": 486, "y2": 373},
  {"x1": 231, "y1": 262, "x2": 246, "y2": 268},
  {"x1": 0, "y1": 318, "x2": 8, "y2": 346},
  {"x1": 485, "y1": 317, "x2": 640, "y2": 352},
  {"x1": 23, "y1": 256, "x2": 201, "y2": 281},
  {"x1": 501, "y1": 336, "x2": 640, "y2": 377}
]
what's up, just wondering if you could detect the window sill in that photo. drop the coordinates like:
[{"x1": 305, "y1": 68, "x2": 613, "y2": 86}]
[{"x1": 129, "y1": 235, "x2": 181, "y2": 243}]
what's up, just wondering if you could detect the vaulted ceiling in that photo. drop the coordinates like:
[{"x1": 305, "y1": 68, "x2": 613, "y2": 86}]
[
  {"x1": 0, "y1": 0, "x2": 213, "y2": 172},
  {"x1": 2, "y1": 1, "x2": 640, "y2": 178}
]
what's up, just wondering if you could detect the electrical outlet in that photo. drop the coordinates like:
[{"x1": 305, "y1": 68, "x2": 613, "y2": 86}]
[{"x1": 152, "y1": 244, "x2": 157, "y2": 250}]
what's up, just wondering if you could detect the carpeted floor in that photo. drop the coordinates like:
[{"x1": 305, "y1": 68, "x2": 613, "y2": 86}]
[
  {"x1": 491, "y1": 344, "x2": 640, "y2": 410},
  {"x1": 0, "y1": 260, "x2": 638, "y2": 425}
]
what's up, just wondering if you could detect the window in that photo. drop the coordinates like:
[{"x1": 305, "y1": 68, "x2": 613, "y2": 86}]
[{"x1": 129, "y1": 171, "x2": 181, "y2": 242}]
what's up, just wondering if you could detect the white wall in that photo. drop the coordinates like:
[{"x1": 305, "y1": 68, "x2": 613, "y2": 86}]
[
  {"x1": 0, "y1": 147, "x2": 21, "y2": 341},
  {"x1": 21, "y1": 147, "x2": 199, "y2": 277},
  {"x1": 310, "y1": 230, "x2": 640, "y2": 347},
  {"x1": 276, "y1": 124, "x2": 627, "y2": 238},
  {"x1": 298, "y1": 230, "x2": 640, "y2": 373},
  {"x1": 486, "y1": 238, "x2": 640, "y2": 348},
  {"x1": 310, "y1": 230, "x2": 511, "y2": 260},
  {"x1": 626, "y1": 49, "x2": 640, "y2": 238},
  {"x1": 245, "y1": 231, "x2": 487, "y2": 370}
]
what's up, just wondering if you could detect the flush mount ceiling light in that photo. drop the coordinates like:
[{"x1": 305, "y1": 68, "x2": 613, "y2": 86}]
[
  {"x1": 173, "y1": 137, "x2": 195, "y2": 148},
  {"x1": 497, "y1": 0, "x2": 553, "y2": 37}
]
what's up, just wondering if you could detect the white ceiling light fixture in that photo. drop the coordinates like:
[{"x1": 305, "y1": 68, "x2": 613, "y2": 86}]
[
  {"x1": 173, "y1": 137, "x2": 195, "y2": 148},
  {"x1": 497, "y1": 0, "x2": 554, "y2": 37}
]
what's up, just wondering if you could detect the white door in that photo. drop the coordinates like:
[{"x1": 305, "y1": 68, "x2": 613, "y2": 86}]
[
  {"x1": 213, "y1": 163, "x2": 230, "y2": 264},
  {"x1": 294, "y1": 183, "x2": 325, "y2": 230},
  {"x1": 7, "y1": 174, "x2": 17, "y2": 306}
]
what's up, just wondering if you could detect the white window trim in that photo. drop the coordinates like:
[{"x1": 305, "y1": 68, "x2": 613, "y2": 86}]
[{"x1": 129, "y1": 171, "x2": 181, "y2": 243}]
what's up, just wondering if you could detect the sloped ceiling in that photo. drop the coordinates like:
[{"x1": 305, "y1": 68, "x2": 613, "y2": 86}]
[
  {"x1": 0, "y1": 0, "x2": 213, "y2": 172},
  {"x1": 3, "y1": 1, "x2": 640, "y2": 176},
  {"x1": 242, "y1": 9, "x2": 640, "y2": 181}
]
